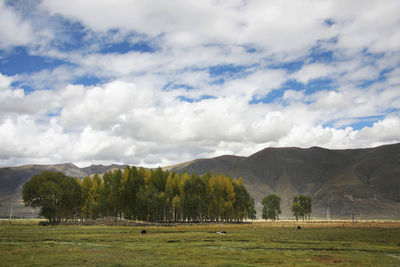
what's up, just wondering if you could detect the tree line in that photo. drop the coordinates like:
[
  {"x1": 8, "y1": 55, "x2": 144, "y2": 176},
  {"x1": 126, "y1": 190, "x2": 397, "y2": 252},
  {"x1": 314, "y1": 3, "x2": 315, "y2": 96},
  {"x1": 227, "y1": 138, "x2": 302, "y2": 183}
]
[
  {"x1": 23, "y1": 167, "x2": 256, "y2": 223},
  {"x1": 262, "y1": 194, "x2": 312, "y2": 221}
]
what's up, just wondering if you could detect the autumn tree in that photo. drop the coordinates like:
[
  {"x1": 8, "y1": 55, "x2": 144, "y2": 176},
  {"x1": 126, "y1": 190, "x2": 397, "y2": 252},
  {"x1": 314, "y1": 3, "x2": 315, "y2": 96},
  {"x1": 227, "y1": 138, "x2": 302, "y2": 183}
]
[{"x1": 38, "y1": 167, "x2": 256, "y2": 223}]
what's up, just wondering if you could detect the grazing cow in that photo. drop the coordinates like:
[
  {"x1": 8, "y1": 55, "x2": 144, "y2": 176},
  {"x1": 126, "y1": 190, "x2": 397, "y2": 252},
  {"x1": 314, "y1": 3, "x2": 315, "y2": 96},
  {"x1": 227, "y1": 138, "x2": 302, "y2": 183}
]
[
  {"x1": 297, "y1": 226, "x2": 302, "y2": 230},
  {"x1": 217, "y1": 230, "x2": 227, "y2": 234},
  {"x1": 141, "y1": 229, "x2": 147, "y2": 235}
]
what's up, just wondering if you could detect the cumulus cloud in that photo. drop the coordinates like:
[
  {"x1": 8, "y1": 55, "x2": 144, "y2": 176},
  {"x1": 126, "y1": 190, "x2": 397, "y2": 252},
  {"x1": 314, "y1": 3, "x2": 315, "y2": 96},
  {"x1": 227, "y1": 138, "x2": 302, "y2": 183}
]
[
  {"x1": 1, "y1": 77, "x2": 398, "y2": 167},
  {"x1": 0, "y1": 1, "x2": 399, "y2": 167},
  {"x1": 249, "y1": 112, "x2": 293, "y2": 143},
  {"x1": 59, "y1": 81, "x2": 154, "y2": 129},
  {"x1": 354, "y1": 117, "x2": 400, "y2": 143}
]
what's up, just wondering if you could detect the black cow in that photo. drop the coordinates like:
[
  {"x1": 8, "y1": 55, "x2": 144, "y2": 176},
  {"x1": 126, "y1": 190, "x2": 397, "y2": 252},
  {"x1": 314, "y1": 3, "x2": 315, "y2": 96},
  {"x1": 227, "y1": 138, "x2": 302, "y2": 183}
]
[
  {"x1": 141, "y1": 229, "x2": 147, "y2": 235},
  {"x1": 297, "y1": 226, "x2": 302, "y2": 230}
]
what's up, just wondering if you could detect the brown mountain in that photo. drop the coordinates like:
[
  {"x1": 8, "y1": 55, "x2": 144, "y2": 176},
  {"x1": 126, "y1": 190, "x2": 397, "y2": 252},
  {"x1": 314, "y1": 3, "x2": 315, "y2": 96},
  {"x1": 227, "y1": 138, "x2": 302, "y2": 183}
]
[
  {"x1": 1, "y1": 143, "x2": 399, "y2": 219},
  {"x1": 0, "y1": 163, "x2": 127, "y2": 218},
  {"x1": 168, "y1": 143, "x2": 400, "y2": 219}
]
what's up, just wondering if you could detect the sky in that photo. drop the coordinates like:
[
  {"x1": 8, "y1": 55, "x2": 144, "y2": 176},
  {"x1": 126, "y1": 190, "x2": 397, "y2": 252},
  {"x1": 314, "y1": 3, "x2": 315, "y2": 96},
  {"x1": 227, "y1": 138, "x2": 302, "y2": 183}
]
[{"x1": 0, "y1": 0, "x2": 400, "y2": 168}]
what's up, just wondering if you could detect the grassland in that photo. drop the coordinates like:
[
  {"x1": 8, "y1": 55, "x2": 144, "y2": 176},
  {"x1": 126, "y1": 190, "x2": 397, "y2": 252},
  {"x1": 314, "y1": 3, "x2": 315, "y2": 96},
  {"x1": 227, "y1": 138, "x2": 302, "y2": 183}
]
[{"x1": 1, "y1": 220, "x2": 399, "y2": 266}]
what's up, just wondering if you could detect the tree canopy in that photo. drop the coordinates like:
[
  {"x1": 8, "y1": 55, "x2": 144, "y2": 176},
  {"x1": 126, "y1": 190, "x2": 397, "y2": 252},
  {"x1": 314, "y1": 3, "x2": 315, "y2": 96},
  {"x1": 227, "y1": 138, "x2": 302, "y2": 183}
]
[
  {"x1": 23, "y1": 168, "x2": 256, "y2": 223},
  {"x1": 291, "y1": 195, "x2": 312, "y2": 221},
  {"x1": 22, "y1": 171, "x2": 82, "y2": 223},
  {"x1": 261, "y1": 194, "x2": 281, "y2": 220},
  {"x1": 89, "y1": 167, "x2": 256, "y2": 222}
]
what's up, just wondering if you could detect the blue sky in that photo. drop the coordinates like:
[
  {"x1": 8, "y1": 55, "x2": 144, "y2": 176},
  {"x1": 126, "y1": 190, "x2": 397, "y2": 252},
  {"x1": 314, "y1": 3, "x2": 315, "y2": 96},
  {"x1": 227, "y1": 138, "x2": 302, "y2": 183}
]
[{"x1": 0, "y1": 0, "x2": 400, "y2": 167}]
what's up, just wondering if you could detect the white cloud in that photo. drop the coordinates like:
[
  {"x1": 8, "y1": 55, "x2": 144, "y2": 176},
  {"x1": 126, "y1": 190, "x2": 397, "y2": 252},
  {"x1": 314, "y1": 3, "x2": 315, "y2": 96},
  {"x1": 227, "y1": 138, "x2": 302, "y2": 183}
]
[
  {"x1": 249, "y1": 112, "x2": 293, "y2": 143},
  {"x1": 310, "y1": 90, "x2": 352, "y2": 111},
  {"x1": 0, "y1": 74, "x2": 24, "y2": 101},
  {"x1": 40, "y1": 0, "x2": 336, "y2": 55},
  {"x1": 0, "y1": 1, "x2": 400, "y2": 167},
  {"x1": 0, "y1": 73, "x2": 13, "y2": 89},
  {"x1": 354, "y1": 117, "x2": 400, "y2": 143},
  {"x1": 0, "y1": 1, "x2": 33, "y2": 49},
  {"x1": 282, "y1": 90, "x2": 304, "y2": 102},
  {"x1": 215, "y1": 69, "x2": 288, "y2": 101},
  {"x1": 0, "y1": 115, "x2": 69, "y2": 160},
  {"x1": 341, "y1": 65, "x2": 379, "y2": 83},
  {"x1": 386, "y1": 68, "x2": 400, "y2": 87},
  {"x1": 291, "y1": 63, "x2": 335, "y2": 84},
  {"x1": 72, "y1": 126, "x2": 136, "y2": 161},
  {"x1": 60, "y1": 81, "x2": 153, "y2": 129},
  {"x1": 0, "y1": 90, "x2": 57, "y2": 116},
  {"x1": 38, "y1": 0, "x2": 399, "y2": 58},
  {"x1": 0, "y1": 77, "x2": 400, "y2": 167},
  {"x1": 334, "y1": 0, "x2": 400, "y2": 53}
]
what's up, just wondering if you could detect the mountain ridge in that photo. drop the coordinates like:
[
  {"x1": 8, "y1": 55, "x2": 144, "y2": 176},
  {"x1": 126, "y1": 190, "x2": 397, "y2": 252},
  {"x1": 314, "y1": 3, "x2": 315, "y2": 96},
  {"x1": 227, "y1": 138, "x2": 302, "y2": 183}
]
[
  {"x1": 1, "y1": 143, "x2": 400, "y2": 219},
  {"x1": 169, "y1": 143, "x2": 400, "y2": 219}
]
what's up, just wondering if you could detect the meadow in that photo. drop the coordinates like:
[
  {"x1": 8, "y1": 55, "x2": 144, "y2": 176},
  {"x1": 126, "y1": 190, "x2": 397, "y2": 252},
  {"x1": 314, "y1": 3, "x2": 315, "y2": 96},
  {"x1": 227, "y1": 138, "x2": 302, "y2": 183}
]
[{"x1": 1, "y1": 220, "x2": 400, "y2": 266}]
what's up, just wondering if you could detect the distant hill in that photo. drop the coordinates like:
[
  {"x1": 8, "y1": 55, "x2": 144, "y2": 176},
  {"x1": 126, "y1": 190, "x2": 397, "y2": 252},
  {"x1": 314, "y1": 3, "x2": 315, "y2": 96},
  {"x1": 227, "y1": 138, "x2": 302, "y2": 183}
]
[
  {"x1": 1, "y1": 143, "x2": 399, "y2": 219},
  {"x1": 168, "y1": 143, "x2": 400, "y2": 219},
  {"x1": 0, "y1": 163, "x2": 127, "y2": 218}
]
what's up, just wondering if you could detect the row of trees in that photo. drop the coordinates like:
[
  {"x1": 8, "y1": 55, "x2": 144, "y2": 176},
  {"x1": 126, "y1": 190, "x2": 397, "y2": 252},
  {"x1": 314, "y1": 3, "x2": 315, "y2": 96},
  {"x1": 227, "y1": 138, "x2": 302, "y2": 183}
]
[
  {"x1": 262, "y1": 194, "x2": 312, "y2": 221},
  {"x1": 23, "y1": 167, "x2": 257, "y2": 223}
]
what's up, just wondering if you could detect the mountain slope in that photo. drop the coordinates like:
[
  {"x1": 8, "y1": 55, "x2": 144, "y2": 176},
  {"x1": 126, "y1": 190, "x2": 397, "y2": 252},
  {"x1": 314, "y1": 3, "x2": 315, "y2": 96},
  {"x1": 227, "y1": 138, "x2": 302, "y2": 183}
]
[
  {"x1": 1, "y1": 144, "x2": 399, "y2": 219},
  {"x1": 169, "y1": 144, "x2": 400, "y2": 219}
]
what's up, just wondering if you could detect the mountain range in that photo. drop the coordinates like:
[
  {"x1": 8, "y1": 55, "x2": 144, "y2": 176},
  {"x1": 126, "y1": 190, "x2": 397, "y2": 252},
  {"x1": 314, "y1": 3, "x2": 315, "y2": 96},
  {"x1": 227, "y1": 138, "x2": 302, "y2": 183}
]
[
  {"x1": 1, "y1": 143, "x2": 399, "y2": 219},
  {"x1": 168, "y1": 143, "x2": 400, "y2": 219}
]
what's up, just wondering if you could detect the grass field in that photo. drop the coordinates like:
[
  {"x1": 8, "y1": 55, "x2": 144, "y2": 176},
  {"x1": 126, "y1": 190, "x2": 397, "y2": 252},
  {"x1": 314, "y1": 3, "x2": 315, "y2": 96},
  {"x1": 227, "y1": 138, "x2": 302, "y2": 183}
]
[{"x1": 1, "y1": 220, "x2": 400, "y2": 266}]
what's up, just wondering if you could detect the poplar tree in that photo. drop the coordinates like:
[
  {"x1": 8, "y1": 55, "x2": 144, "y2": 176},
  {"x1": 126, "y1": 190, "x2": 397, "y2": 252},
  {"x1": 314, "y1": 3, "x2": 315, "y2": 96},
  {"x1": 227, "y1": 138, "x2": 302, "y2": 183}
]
[
  {"x1": 262, "y1": 194, "x2": 281, "y2": 220},
  {"x1": 291, "y1": 195, "x2": 312, "y2": 220},
  {"x1": 29, "y1": 168, "x2": 257, "y2": 223}
]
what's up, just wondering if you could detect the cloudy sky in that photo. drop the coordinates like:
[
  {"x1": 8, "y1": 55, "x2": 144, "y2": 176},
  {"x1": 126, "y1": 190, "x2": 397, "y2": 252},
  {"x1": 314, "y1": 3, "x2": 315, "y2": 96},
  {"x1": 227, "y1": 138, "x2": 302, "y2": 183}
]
[{"x1": 0, "y1": 0, "x2": 400, "y2": 167}]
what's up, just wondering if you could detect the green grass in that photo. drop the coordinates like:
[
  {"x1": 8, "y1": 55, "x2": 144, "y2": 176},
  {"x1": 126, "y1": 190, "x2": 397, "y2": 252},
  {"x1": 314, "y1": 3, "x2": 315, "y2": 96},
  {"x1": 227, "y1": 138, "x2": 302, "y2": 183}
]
[{"x1": 1, "y1": 222, "x2": 400, "y2": 266}]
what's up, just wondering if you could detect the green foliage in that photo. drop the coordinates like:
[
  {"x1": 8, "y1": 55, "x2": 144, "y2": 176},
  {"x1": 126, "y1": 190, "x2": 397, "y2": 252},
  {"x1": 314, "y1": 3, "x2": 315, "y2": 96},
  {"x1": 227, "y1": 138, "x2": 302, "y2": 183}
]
[
  {"x1": 22, "y1": 171, "x2": 82, "y2": 223},
  {"x1": 262, "y1": 194, "x2": 281, "y2": 220},
  {"x1": 291, "y1": 195, "x2": 312, "y2": 220},
  {"x1": 291, "y1": 202, "x2": 303, "y2": 221},
  {"x1": 27, "y1": 167, "x2": 255, "y2": 222},
  {"x1": 81, "y1": 174, "x2": 103, "y2": 219},
  {"x1": 233, "y1": 177, "x2": 256, "y2": 221},
  {"x1": 81, "y1": 167, "x2": 256, "y2": 222}
]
